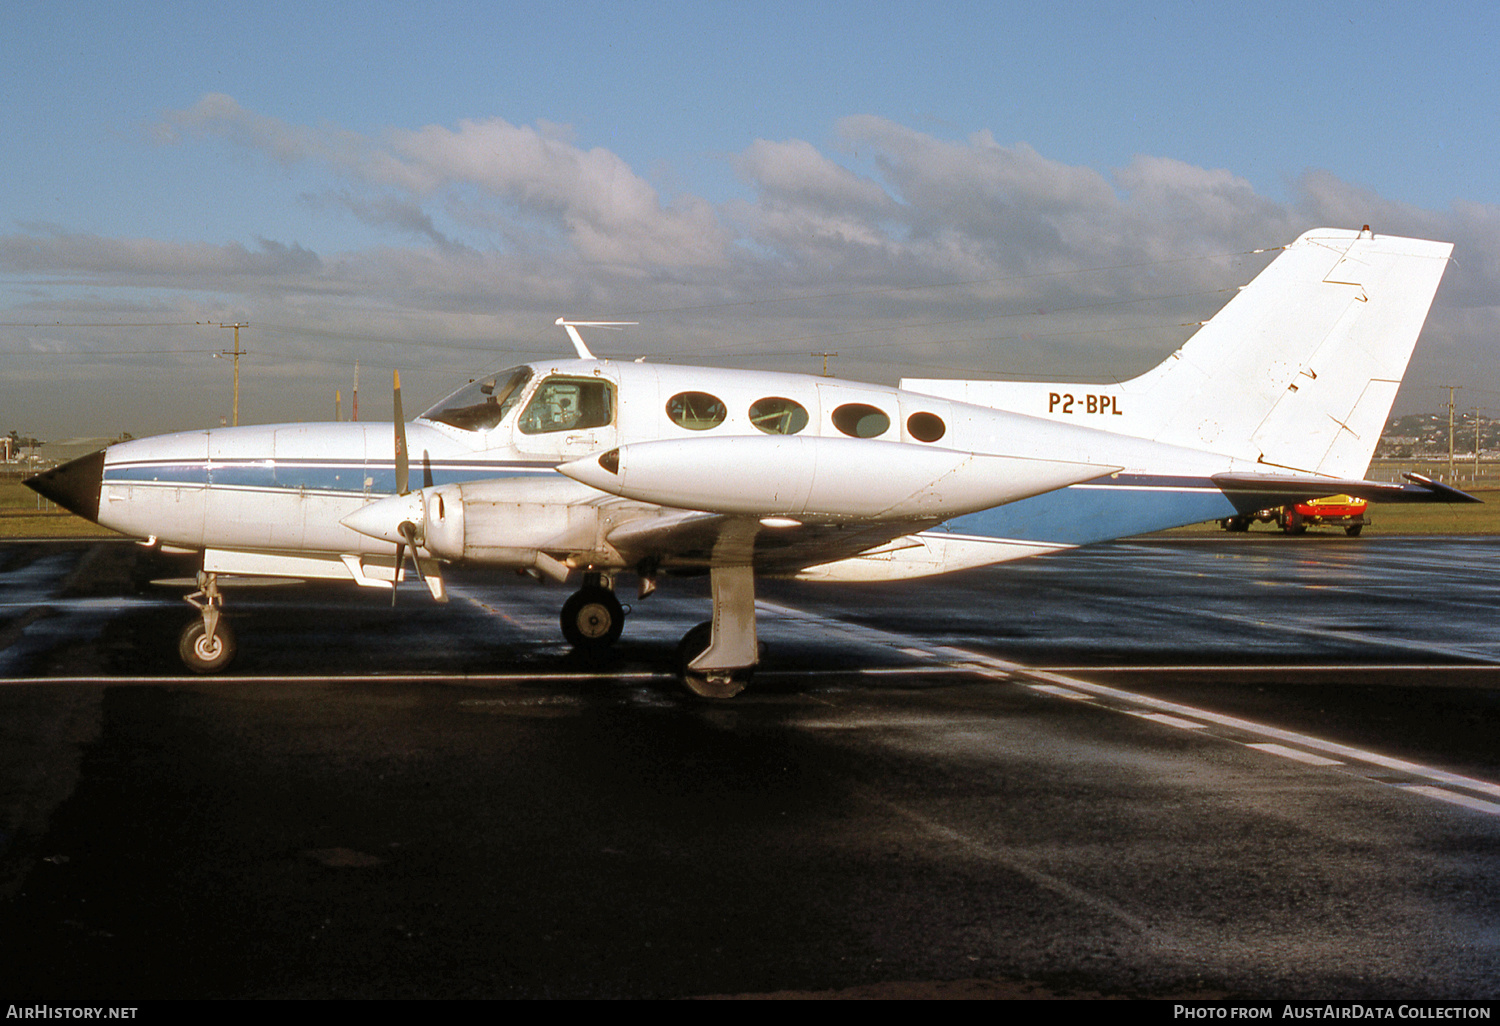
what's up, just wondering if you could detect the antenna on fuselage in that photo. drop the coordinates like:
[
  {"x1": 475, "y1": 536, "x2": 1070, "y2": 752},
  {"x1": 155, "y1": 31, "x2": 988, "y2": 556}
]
[{"x1": 555, "y1": 318, "x2": 637, "y2": 360}]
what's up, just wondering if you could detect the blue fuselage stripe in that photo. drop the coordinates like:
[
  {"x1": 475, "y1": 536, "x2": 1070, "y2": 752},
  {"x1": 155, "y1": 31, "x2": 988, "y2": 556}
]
[{"x1": 104, "y1": 460, "x2": 557, "y2": 495}]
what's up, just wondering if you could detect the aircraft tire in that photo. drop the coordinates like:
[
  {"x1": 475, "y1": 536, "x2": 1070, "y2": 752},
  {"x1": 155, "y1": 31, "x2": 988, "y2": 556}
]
[
  {"x1": 560, "y1": 587, "x2": 624, "y2": 650},
  {"x1": 1346, "y1": 524, "x2": 1364, "y2": 537},
  {"x1": 675, "y1": 621, "x2": 752, "y2": 699},
  {"x1": 179, "y1": 618, "x2": 236, "y2": 674}
]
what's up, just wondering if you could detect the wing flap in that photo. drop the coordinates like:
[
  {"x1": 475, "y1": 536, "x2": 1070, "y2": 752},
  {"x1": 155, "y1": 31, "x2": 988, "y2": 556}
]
[{"x1": 603, "y1": 509, "x2": 932, "y2": 575}]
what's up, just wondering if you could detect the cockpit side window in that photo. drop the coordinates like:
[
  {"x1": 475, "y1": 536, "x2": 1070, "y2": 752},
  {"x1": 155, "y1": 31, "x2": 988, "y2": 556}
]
[
  {"x1": 519, "y1": 377, "x2": 615, "y2": 435},
  {"x1": 422, "y1": 366, "x2": 532, "y2": 432}
]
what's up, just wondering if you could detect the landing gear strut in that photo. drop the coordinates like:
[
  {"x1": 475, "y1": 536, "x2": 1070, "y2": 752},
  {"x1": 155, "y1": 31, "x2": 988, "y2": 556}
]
[
  {"x1": 675, "y1": 564, "x2": 758, "y2": 699},
  {"x1": 560, "y1": 573, "x2": 625, "y2": 651},
  {"x1": 180, "y1": 571, "x2": 236, "y2": 673}
]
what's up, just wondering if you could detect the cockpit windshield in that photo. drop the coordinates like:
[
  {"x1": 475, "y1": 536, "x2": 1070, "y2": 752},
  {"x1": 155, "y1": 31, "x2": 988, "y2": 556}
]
[{"x1": 420, "y1": 366, "x2": 533, "y2": 432}]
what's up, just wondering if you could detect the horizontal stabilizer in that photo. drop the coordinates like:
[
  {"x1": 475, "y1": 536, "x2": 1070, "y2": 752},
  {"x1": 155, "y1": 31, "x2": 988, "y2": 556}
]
[{"x1": 1212, "y1": 472, "x2": 1480, "y2": 514}]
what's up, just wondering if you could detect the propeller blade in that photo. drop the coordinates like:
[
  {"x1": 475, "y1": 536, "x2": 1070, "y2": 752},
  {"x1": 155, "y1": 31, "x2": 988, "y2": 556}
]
[
  {"x1": 394, "y1": 370, "x2": 409, "y2": 496},
  {"x1": 392, "y1": 536, "x2": 404, "y2": 607},
  {"x1": 399, "y1": 521, "x2": 424, "y2": 580},
  {"x1": 395, "y1": 519, "x2": 447, "y2": 604}
]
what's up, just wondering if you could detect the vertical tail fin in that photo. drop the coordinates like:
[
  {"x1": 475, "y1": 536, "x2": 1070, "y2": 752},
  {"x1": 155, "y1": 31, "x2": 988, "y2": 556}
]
[{"x1": 903, "y1": 228, "x2": 1453, "y2": 477}]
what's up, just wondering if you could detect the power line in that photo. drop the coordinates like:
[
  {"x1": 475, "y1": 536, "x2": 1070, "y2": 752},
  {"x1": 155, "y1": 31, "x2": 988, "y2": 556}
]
[
  {"x1": 616, "y1": 246, "x2": 1276, "y2": 319},
  {"x1": 0, "y1": 321, "x2": 203, "y2": 327},
  {"x1": 0, "y1": 348, "x2": 218, "y2": 356}
]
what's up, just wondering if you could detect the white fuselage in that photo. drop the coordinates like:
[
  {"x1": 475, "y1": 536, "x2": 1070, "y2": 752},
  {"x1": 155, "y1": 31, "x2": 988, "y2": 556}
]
[{"x1": 93, "y1": 358, "x2": 1255, "y2": 582}]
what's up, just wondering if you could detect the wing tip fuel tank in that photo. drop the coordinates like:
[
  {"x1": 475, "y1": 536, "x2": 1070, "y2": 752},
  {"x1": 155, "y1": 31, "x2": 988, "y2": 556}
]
[{"x1": 559, "y1": 436, "x2": 1119, "y2": 521}]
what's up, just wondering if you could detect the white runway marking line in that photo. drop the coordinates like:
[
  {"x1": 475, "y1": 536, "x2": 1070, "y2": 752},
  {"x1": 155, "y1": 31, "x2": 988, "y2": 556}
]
[
  {"x1": 0, "y1": 672, "x2": 672, "y2": 686},
  {"x1": 1247, "y1": 743, "x2": 1343, "y2": 767},
  {"x1": 1009, "y1": 661, "x2": 1500, "y2": 814},
  {"x1": 755, "y1": 597, "x2": 1500, "y2": 818},
  {"x1": 1028, "y1": 683, "x2": 1094, "y2": 701},
  {"x1": 1400, "y1": 786, "x2": 1500, "y2": 816},
  {"x1": 1033, "y1": 557, "x2": 1500, "y2": 665},
  {"x1": 867, "y1": 793, "x2": 1159, "y2": 937},
  {"x1": 1043, "y1": 663, "x2": 1500, "y2": 674},
  {"x1": 1132, "y1": 712, "x2": 1209, "y2": 730},
  {"x1": 451, "y1": 585, "x2": 557, "y2": 636}
]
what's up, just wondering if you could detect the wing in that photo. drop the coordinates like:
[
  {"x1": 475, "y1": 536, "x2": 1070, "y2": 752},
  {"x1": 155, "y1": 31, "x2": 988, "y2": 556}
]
[{"x1": 602, "y1": 505, "x2": 941, "y2": 575}]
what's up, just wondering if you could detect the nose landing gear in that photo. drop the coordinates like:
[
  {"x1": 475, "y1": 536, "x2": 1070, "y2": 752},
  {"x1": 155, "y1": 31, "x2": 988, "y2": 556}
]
[{"x1": 179, "y1": 571, "x2": 236, "y2": 673}]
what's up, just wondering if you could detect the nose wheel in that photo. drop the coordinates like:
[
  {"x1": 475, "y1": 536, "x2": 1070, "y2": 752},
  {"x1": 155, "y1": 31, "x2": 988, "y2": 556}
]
[
  {"x1": 179, "y1": 618, "x2": 236, "y2": 673},
  {"x1": 560, "y1": 584, "x2": 625, "y2": 650},
  {"x1": 179, "y1": 570, "x2": 236, "y2": 673}
]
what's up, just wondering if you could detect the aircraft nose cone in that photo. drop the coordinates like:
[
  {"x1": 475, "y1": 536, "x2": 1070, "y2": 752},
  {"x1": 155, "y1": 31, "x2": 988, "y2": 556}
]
[{"x1": 24, "y1": 449, "x2": 105, "y2": 523}]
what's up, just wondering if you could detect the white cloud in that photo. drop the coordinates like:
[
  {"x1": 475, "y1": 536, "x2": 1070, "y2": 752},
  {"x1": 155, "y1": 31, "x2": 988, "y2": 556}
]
[{"x1": 166, "y1": 98, "x2": 731, "y2": 271}]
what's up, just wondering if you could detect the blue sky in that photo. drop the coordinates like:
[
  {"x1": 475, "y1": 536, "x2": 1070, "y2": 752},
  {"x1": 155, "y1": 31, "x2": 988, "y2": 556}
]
[{"x1": 4, "y1": 1, "x2": 1498, "y2": 439}]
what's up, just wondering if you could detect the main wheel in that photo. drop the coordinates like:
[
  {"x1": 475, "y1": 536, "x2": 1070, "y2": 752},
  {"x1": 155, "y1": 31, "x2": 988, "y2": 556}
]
[
  {"x1": 179, "y1": 618, "x2": 236, "y2": 674},
  {"x1": 675, "y1": 621, "x2": 752, "y2": 699},
  {"x1": 1282, "y1": 510, "x2": 1306, "y2": 534},
  {"x1": 560, "y1": 587, "x2": 624, "y2": 650}
]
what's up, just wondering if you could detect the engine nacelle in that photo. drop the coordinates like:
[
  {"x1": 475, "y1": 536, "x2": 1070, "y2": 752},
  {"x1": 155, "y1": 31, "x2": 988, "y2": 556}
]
[{"x1": 342, "y1": 476, "x2": 617, "y2": 571}]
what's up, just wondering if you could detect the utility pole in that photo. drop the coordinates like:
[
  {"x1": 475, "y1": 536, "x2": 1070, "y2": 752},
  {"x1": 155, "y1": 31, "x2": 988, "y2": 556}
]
[
  {"x1": 1441, "y1": 385, "x2": 1461, "y2": 481},
  {"x1": 218, "y1": 323, "x2": 248, "y2": 426},
  {"x1": 1476, "y1": 407, "x2": 1485, "y2": 479}
]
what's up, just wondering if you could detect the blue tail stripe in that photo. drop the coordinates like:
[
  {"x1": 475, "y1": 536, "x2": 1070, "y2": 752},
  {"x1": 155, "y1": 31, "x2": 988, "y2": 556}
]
[{"x1": 950, "y1": 479, "x2": 1237, "y2": 545}]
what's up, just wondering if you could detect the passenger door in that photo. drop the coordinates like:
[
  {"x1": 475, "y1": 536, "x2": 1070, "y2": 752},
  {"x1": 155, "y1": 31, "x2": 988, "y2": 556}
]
[{"x1": 512, "y1": 369, "x2": 620, "y2": 463}]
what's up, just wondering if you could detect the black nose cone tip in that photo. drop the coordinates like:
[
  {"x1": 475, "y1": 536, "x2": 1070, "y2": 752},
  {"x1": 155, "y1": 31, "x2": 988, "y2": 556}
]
[{"x1": 25, "y1": 449, "x2": 106, "y2": 523}]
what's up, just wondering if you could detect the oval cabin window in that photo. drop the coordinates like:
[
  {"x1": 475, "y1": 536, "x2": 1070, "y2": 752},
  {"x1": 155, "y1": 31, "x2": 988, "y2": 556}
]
[
  {"x1": 666, "y1": 391, "x2": 727, "y2": 430},
  {"x1": 748, "y1": 397, "x2": 809, "y2": 435},
  {"x1": 831, "y1": 403, "x2": 890, "y2": 439},
  {"x1": 906, "y1": 411, "x2": 946, "y2": 443}
]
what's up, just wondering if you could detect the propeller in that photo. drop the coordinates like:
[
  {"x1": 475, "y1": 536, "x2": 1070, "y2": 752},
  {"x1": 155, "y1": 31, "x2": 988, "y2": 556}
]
[{"x1": 389, "y1": 371, "x2": 446, "y2": 605}]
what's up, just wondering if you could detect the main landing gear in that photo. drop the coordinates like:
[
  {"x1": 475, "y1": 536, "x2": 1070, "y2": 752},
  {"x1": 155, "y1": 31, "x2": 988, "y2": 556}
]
[
  {"x1": 558, "y1": 567, "x2": 761, "y2": 699},
  {"x1": 560, "y1": 573, "x2": 626, "y2": 651},
  {"x1": 179, "y1": 571, "x2": 236, "y2": 673},
  {"x1": 673, "y1": 565, "x2": 758, "y2": 699}
]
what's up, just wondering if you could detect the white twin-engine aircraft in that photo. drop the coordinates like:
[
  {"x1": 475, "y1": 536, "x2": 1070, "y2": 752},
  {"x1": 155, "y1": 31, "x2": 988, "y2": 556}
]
[{"x1": 27, "y1": 227, "x2": 1476, "y2": 696}]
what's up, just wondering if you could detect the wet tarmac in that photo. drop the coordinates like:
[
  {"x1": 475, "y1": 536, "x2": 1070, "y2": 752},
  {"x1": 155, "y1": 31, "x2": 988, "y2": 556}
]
[{"x1": 1, "y1": 536, "x2": 1498, "y2": 999}]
